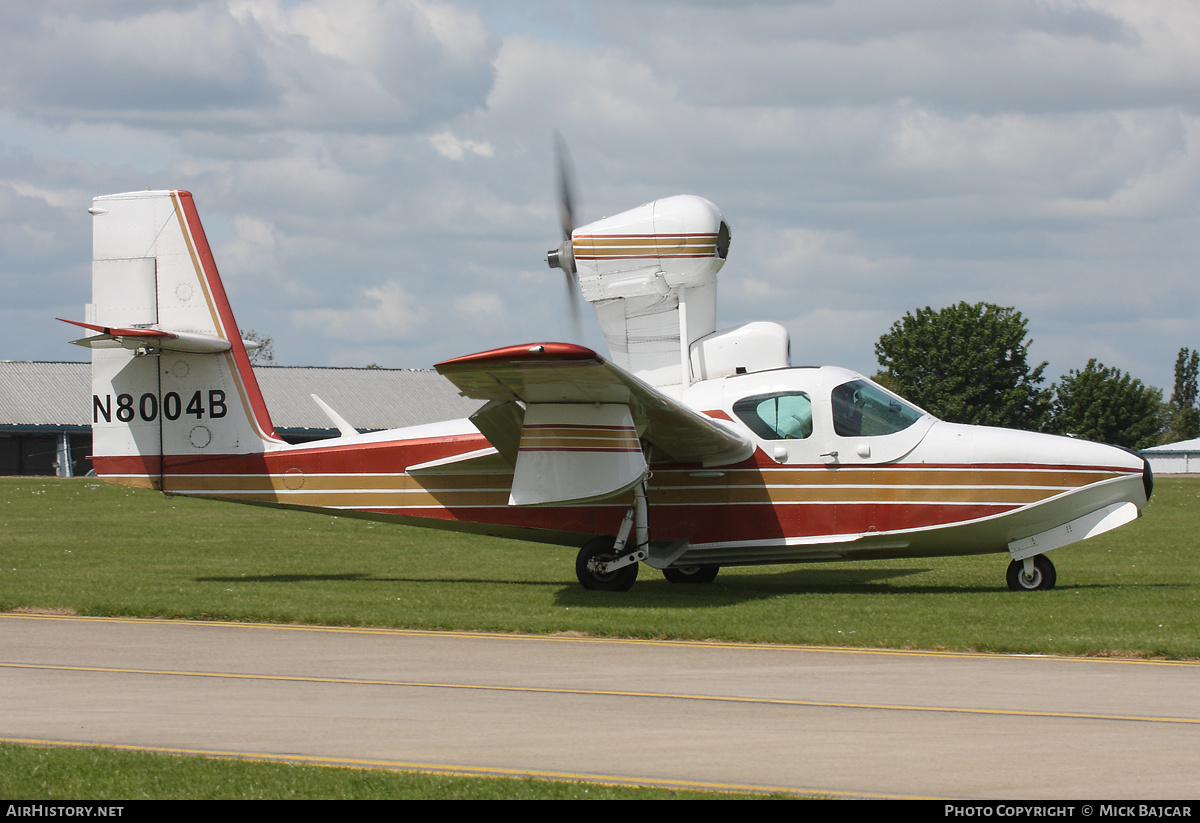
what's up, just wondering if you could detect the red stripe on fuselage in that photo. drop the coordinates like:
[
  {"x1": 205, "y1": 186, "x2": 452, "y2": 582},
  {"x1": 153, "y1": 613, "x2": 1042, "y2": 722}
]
[
  {"x1": 93, "y1": 433, "x2": 492, "y2": 477},
  {"x1": 92, "y1": 435, "x2": 1140, "y2": 547}
]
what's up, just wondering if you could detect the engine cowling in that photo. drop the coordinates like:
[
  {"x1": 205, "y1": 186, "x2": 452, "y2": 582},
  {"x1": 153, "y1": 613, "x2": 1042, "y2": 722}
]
[
  {"x1": 573, "y1": 195, "x2": 729, "y2": 302},
  {"x1": 570, "y1": 196, "x2": 734, "y2": 387}
]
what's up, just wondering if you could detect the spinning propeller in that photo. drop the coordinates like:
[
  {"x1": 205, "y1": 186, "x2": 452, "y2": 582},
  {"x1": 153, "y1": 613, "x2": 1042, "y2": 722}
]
[{"x1": 545, "y1": 131, "x2": 582, "y2": 340}]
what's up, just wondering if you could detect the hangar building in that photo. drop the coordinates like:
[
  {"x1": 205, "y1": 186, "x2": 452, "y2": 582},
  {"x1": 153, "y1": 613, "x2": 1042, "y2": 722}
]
[
  {"x1": 1141, "y1": 437, "x2": 1200, "y2": 476},
  {"x1": 0, "y1": 361, "x2": 479, "y2": 477}
]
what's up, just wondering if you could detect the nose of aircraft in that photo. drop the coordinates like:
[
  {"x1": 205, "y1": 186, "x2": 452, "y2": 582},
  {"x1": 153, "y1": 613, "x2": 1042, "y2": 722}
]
[
  {"x1": 1114, "y1": 444, "x2": 1154, "y2": 503},
  {"x1": 917, "y1": 421, "x2": 1153, "y2": 509},
  {"x1": 1140, "y1": 452, "x2": 1154, "y2": 501},
  {"x1": 1037, "y1": 433, "x2": 1155, "y2": 516},
  {"x1": 1048, "y1": 435, "x2": 1154, "y2": 508}
]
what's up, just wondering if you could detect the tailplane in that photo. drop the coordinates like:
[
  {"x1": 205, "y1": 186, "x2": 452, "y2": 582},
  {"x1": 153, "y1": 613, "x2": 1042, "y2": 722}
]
[{"x1": 63, "y1": 190, "x2": 283, "y2": 489}]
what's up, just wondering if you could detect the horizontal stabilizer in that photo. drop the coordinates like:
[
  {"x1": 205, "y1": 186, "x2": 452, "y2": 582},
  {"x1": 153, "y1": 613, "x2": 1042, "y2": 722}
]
[
  {"x1": 406, "y1": 447, "x2": 514, "y2": 475},
  {"x1": 59, "y1": 318, "x2": 232, "y2": 354}
]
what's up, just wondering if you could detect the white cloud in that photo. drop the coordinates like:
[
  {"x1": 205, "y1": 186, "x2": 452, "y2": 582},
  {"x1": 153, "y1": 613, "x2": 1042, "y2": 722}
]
[
  {"x1": 453, "y1": 291, "x2": 505, "y2": 318},
  {"x1": 215, "y1": 214, "x2": 278, "y2": 277},
  {"x1": 430, "y1": 131, "x2": 495, "y2": 160},
  {"x1": 9, "y1": 182, "x2": 88, "y2": 211},
  {"x1": 5, "y1": 0, "x2": 1200, "y2": 391},
  {"x1": 293, "y1": 281, "x2": 426, "y2": 342},
  {"x1": 0, "y1": 0, "x2": 498, "y2": 132}
]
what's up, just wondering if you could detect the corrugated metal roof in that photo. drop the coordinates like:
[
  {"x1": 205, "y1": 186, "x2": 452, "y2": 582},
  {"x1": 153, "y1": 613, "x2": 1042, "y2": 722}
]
[
  {"x1": 0, "y1": 362, "x2": 92, "y2": 427},
  {"x1": 256, "y1": 365, "x2": 479, "y2": 431},
  {"x1": 0, "y1": 361, "x2": 480, "y2": 432}
]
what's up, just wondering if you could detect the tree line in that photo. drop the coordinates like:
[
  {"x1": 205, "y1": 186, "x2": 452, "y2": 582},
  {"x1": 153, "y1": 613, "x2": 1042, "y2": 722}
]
[{"x1": 873, "y1": 302, "x2": 1197, "y2": 451}]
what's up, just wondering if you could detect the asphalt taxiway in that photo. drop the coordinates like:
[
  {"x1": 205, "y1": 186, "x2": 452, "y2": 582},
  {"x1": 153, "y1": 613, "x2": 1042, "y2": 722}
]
[{"x1": 2, "y1": 613, "x2": 1198, "y2": 798}]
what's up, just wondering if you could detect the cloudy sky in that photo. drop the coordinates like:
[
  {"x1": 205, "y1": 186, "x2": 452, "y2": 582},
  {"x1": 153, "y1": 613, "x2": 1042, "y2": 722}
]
[{"x1": 4, "y1": 0, "x2": 1198, "y2": 393}]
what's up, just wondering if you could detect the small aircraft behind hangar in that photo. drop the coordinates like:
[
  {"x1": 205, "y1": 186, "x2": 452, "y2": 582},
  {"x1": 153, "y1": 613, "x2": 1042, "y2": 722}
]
[{"x1": 63, "y1": 177, "x2": 1151, "y2": 592}]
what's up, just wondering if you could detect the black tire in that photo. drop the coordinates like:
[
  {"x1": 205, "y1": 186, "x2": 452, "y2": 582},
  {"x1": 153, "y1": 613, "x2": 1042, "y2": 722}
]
[
  {"x1": 662, "y1": 565, "x2": 720, "y2": 584},
  {"x1": 576, "y1": 536, "x2": 639, "y2": 592},
  {"x1": 1006, "y1": 554, "x2": 1056, "y2": 591}
]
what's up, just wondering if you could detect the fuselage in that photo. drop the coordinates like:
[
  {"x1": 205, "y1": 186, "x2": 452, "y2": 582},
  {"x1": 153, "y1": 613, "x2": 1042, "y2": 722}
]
[{"x1": 94, "y1": 364, "x2": 1150, "y2": 569}]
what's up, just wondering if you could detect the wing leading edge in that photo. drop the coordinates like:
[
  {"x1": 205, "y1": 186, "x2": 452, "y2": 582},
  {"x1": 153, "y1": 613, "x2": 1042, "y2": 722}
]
[{"x1": 435, "y1": 343, "x2": 753, "y2": 505}]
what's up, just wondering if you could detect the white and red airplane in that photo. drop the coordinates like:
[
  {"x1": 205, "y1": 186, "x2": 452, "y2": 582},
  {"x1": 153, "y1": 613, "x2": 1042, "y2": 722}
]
[{"x1": 63, "y1": 186, "x2": 1152, "y2": 592}]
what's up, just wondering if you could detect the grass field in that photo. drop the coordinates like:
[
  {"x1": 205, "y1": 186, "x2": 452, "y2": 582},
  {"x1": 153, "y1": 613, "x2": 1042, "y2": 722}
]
[
  {"x1": 2, "y1": 474, "x2": 1196, "y2": 799},
  {"x1": 2, "y1": 475, "x2": 1198, "y2": 657},
  {"x1": 0, "y1": 743, "x2": 785, "y2": 800}
]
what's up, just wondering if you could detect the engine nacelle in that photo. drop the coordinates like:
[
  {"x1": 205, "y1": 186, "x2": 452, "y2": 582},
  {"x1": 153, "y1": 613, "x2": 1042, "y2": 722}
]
[
  {"x1": 573, "y1": 195, "x2": 729, "y2": 303},
  {"x1": 568, "y1": 196, "x2": 734, "y2": 388}
]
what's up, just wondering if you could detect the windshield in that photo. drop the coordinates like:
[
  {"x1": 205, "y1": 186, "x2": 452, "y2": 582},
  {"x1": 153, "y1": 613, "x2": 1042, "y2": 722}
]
[{"x1": 831, "y1": 380, "x2": 923, "y2": 437}]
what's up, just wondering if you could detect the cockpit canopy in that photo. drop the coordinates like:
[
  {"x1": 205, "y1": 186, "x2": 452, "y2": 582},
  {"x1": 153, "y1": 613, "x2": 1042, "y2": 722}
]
[
  {"x1": 713, "y1": 368, "x2": 935, "y2": 465},
  {"x1": 733, "y1": 379, "x2": 923, "y2": 441}
]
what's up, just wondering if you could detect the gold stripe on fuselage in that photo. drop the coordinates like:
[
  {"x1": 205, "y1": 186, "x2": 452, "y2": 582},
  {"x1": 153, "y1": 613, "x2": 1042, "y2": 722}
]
[
  {"x1": 653, "y1": 467, "x2": 1124, "y2": 489},
  {"x1": 109, "y1": 463, "x2": 1128, "y2": 511},
  {"x1": 650, "y1": 485, "x2": 1059, "y2": 507}
]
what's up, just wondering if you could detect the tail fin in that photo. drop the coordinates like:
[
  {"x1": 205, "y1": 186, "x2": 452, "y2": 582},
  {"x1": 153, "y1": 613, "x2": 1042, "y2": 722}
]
[{"x1": 64, "y1": 190, "x2": 283, "y2": 489}]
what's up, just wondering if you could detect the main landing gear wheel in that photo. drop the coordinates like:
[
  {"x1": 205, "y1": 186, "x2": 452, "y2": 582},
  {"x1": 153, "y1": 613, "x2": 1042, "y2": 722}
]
[
  {"x1": 576, "y1": 536, "x2": 639, "y2": 592},
  {"x1": 662, "y1": 565, "x2": 720, "y2": 584},
  {"x1": 1006, "y1": 554, "x2": 1056, "y2": 591}
]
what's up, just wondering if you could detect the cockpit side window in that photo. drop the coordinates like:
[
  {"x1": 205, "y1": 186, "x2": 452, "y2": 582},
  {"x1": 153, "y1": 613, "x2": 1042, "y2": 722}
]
[
  {"x1": 733, "y1": 392, "x2": 814, "y2": 440},
  {"x1": 831, "y1": 380, "x2": 923, "y2": 437}
]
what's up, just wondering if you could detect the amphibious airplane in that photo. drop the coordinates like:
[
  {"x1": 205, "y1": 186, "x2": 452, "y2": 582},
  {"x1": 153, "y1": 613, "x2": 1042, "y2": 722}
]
[{"x1": 62, "y1": 179, "x2": 1152, "y2": 592}]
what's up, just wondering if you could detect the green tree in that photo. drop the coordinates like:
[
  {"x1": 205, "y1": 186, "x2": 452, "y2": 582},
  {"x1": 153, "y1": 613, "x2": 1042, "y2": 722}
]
[
  {"x1": 1164, "y1": 347, "x2": 1199, "y2": 443},
  {"x1": 874, "y1": 302, "x2": 1051, "y2": 429},
  {"x1": 1047, "y1": 359, "x2": 1163, "y2": 450},
  {"x1": 239, "y1": 329, "x2": 275, "y2": 365}
]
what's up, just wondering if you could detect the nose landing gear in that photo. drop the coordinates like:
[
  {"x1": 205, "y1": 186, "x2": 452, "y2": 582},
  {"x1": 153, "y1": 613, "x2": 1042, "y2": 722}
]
[{"x1": 1006, "y1": 554, "x2": 1056, "y2": 591}]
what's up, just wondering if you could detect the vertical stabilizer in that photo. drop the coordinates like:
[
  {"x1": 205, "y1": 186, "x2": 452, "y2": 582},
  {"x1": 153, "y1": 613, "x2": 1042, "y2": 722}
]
[{"x1": 72, "y1": 190, "x2": 282, "y2": 489}]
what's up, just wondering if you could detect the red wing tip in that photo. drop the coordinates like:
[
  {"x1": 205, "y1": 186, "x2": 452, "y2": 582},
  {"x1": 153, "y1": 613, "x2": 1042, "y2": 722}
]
[{"x1": 436, "y1": 342, "x2": 600, "y2": 370}]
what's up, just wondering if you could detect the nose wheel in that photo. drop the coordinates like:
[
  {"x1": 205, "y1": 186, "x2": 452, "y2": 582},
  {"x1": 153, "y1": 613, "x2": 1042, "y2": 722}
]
[{"x1": 1006, "y1": 554, "x2": 1056, "y2": 591}]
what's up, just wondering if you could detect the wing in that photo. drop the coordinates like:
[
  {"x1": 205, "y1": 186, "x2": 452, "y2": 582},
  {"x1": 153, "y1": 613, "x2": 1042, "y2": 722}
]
[{"x1": 435, "y1": 343, "x2": 753, "y2": 506}]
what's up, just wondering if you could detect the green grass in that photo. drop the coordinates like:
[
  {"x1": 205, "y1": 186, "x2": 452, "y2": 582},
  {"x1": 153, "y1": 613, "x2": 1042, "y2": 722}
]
[
  {"x1": 2, "y1": 475, "x2": 1198, "y2": 657},
  {"x1": 4, "y1": 475, "x2": 1196, "y2": 798},
  {"x1": 0, "y1": 743, "x2": 783, "y2": 800}
]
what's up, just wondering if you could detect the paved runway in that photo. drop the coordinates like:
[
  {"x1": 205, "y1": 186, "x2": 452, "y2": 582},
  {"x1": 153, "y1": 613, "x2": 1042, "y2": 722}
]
[{"x1": 2, "y1": 613, "x2": 1199, "y2": 798}]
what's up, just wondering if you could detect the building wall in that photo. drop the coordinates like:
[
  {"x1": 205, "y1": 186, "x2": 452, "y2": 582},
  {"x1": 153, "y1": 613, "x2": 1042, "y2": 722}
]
[
  {"x1": 0, "y1": 433, "x2": 92, "y2": 477},
  {"x1": 2, "y1": 361, "x2": 477, "y2": 477},
  {"x1": 1144, "y1": 452, "x2": 1199, "y2": 475}
]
